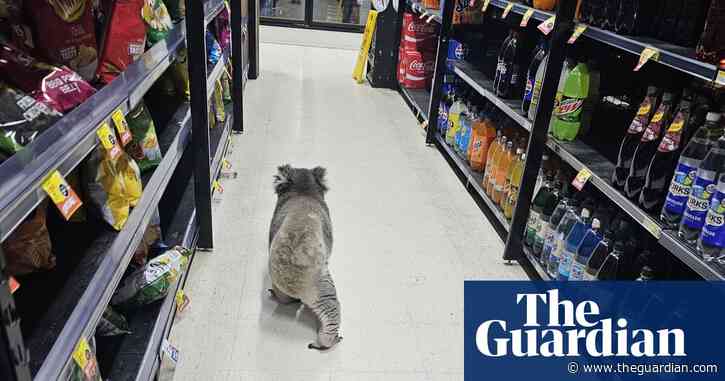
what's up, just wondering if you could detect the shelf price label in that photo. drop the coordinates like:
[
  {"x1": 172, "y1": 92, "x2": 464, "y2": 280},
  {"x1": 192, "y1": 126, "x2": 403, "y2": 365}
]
[
  {"x1": 634, "y1": 47, "x2": 659, "y2": 71},
  {"x1": 111, "y1": 109, "x2": 132, "y2": 146},
  {"x1": 161, "y1": 339, "x2": 180, "y2": 365},
  {"x1": 520, "y1": 8, "x2": 535, "y2": 27},
  {"x1": 642, "y1": 218, "x2": 662, "y2": 239},
  {"x1": 42, "y1": 170, "x2": 82, "y2": 220},
  {"x1": 96, "y1": 122, "x2": 122, "y2": 160},
  {"x1": 567, "y1": 24, "x2": 588, "y2": 44},
  {"x1": 538, "y1": 15, "x2": 556, "y2": 35},
  {"x1": 571, "y1": 167, "x2": 592, "y2": 191},
  {"x1": 212, "y1": 180, "x2": 224, "y2": 193},
  {"x1": 715, "y1": 70, "x2": 725, "y2": 87},
  {"x1": 176, "y1": 289, "x2": 190, "y2": 313},
  {"x1": 502, "y1": 2, "x2": 514, "y2": 18},
  {"x1": 222, "y1": 159, "x2": 232, "y2": 170},
  {"x1": 481, "y1": 0, "x2": 490, "y2": 12}
]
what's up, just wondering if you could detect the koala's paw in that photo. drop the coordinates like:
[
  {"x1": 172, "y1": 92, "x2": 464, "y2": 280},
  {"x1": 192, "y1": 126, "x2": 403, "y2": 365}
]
[{"x1": 308, "y1": 335, "x2": 342, "y2": 351}]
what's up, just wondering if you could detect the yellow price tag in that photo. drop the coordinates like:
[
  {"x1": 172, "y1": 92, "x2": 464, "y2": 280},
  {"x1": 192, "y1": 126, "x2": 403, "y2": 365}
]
[
  {"x1": 538, "y1": 15, "x2": 556, "y2": 35},
  {"x1": 212, "y1": 180, "x2": 224, "y2": 193},
  {"x1": 481, "y1": 0, "x2": 490, "y2": 12},
  {"x1": 502, "y1": 2, "x2": 514, "y2": 18},
  {"x1": 72, "y1": 338, "x2": 91, "y2": 369},
  {"x1": 175, "y1": 289, "x2": 190, "y2": 313},
  {"x1": 642, "y1": 218, "x2": 662, "y2": 239},
  {"x1": 111, "y1": 109, "x2": 132, "y2": 146},
  {"x1": 716, "y1": 70, "x2": 725, "y2": 87},
  {"x1": 42, "y1": 170, "x2": 82, "y2": 220},
  {"x1": 520, "y1": 8, "x2": 535, "y2": 27},
  {"x1": 634, "y1": 47, "x2": 659, "y2": 71},
  {"x1": 571, "y1": 167, "x2": 592, "y2": 191},
  {"x1": 222, "y1": 159, "x2": 231, "y2": 169},
  {"x1": 96, "y1": 122, "x2": 122, "y2": 160},
  {"x1": 567, "y1": 24, "x2": 588, "y2": 44}
]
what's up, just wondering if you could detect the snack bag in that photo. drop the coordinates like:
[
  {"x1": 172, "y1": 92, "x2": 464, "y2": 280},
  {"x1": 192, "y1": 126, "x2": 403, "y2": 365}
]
[
  {"x1": 214, "y1": 1, "x2": 231, "y2": 55},
  {"x1": 0, "y1": 83, "x2": 62, "y2": 155},
  {"x1": 85, "y1": 148, "x2": 142, "y2": 230},
  {"x1": 213, "y1": 79, "x2": 224, "y2": 123},
  {"x1": 111, "y1": 246, "x2": 192, "y2": 308},
  {"x1": 0, "y1": 43, "x2": 96, "y2": 113},
  {"x1": 221, "y1": 69, "x2": 231, "y2": 104},
  {"x1": 96, "y1": 306, "x2": 131, "y2": 336},
  {"x1": 142, "y1": 0, "x2": 172, "y2": 45},
  {"x1": 69, "y1": 336, "x2": 102, "y2": 381},
  {"x1": 96, "y1": 0, "x2": 146, "y2": 84},
  {"x1": 171, "y1": 48, "x2": 190, "y2": 100},
  {"x1": 206, "y1": 30, "x2": 222, "y2": 68},
  {"x1": 132, "y1": 218, "x2": 162, "y2": 265},
  {"x1": 125, "y1": 102, "x2": 162, "y2": 172},
  {"x1": 2, "y1": 201, "x2": 54, "y2": 275},
  {"x1": 26, "y1": 0, "x2": 98, "y2": 81}
]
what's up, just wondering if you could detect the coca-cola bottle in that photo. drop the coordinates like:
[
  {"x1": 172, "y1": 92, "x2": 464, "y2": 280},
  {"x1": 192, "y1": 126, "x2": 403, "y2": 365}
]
[
  {"x1": 696, "y1": 0, "x2": 725, "y2": 64},
  {"x1": 673, "y1": 0, "x2": 710, "y2": 47}
]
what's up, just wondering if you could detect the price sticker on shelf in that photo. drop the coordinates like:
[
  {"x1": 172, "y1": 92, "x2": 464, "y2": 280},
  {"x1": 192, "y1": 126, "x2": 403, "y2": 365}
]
[
  {"x1": 571, "y1": 167, "x2": 592, "y2": 191},
  {"x1": 538, "y1": 15, "x2": 556, "y2": 35},
  {"x1": 715, "y1": 70, "x2": 725, "y2": 87},
  {"x1": 634, "y1": 47, "x2": 659, "y2": 71},
  {"x1": 72, "y1": 338, "x2": 93, "y2": 369},
  {"x1": 520, "y1": 8, "x2": 535, "y2": 27},
  {"x1": 111, "y1": 109, "x2": 132, "y2": 146},
  {"x1": 567, "y1": 24, "x2": 588, "y2": 44},
  {"x1": 502, "y1": 2, "x2": 514, "y2": 18},
  {"x1": 212, "y1": 180, "x2": 224, "y2": 193},
  {"x1": 8, "y1": 276, "x2": 19, "y2": 294},
  {"x1": 642, "y1": 218, "x2": 662, "y2": 239},
  {"x1": 176, "y1": 289, "x2": 190, "y2": 313},
  {"x1": 481, "y1": 0, "x2": 490, "y2": 12},
  {"x1": 161, "y1": 339, "x2": 180, "y2": 364},
  {"x1": 96, "y1": 122, "x2": 122, "y2": 160},
  {"x1": 420, "y1": 120, "x2": 428, "y2": 131},
  {"x1": 222, "y1": 159, "x2": 232, "y2": 170},
  {"x1": 42, "y1": 170, "x2": 82, "y2": 220}
]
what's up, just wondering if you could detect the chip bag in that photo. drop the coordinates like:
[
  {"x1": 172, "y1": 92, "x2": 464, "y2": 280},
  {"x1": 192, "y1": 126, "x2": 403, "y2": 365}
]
[
  {"x1": 111, "y1": 246, "x2": 192, "y2": 308},
  {"x1": 221, "y1": 69, "x2": 231, "y2": 104},
  {"x1": 214, "y1": 1, "x2": 231, "y2": 56},
  {"x1": 142, "y1": 0, "x2": 172, "y2": 45},
  {"x1": 2, "y1": 200, "x2": 54, "y2": 275},
  {"x1": 85, "y1": 147, "x2": 142, "y2": 231},
  {"x1": 0, "y1": 83, "x2": 62, "y2": 155},
  {"x1": 26, "y1": 0, "x2": 98, "y2": 81},
  {"x1": 206, "y1": 30, "x2": 222, "y2": 68},
  {"x1": 95, "y1": 0, "x2": 146, "y2": 84},
  {"x1": 96, "y1": 306, "x2": 131, "y2": 336},
  {"x1": 69, "y1": 336, "x2": 102, "y2": 381},
  {"x1": 132, "y1": 220, "x2": 162, "y2": 265},
  {"x1": 213, "y1": 79, "x2": 224, "y2": 123},
  {"x1": 125, "y1": 102, "x2": 162, "y2": 172}
]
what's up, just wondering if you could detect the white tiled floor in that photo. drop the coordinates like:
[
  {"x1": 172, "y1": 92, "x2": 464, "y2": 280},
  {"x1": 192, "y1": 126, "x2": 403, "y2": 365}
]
[{"x1": 169, "y1": 27, "x2": 525, "y2": 381}]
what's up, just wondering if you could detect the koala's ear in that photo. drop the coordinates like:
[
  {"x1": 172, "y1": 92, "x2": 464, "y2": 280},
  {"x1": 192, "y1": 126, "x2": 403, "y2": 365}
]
[
  {"x1": 312, "y1": 166, "x2": 328, "y2": 193},
  {"x1": 274, "y1": 164, "x2": 293, "y2": 194}
]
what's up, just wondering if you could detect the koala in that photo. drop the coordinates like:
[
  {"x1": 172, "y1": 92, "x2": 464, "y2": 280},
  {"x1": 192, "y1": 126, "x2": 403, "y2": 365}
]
[{"x1": 268, "y1": 164, "x2": 342, "y2": 350}]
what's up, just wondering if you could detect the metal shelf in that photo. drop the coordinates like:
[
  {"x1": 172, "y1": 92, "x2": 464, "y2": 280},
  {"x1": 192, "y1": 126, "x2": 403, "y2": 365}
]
[
  {"x1": 28, "y1": 104, "x2": 193, "y2": 380},
  {"x1": 523, "y1": 246, "x2": 552, "y2": 281},
  {"x1": 434, "y1": 134, "x2": 509, "y2": 231},
  {"x1": 0, "y1": 22, "x2": 186, "y2": 244},
  {"x1": 400, "y1": 86, "x2": 431, "y2": 122},
  {"x1": 452, "y1": 61, "x2": 532, "y2": 132},
  {"x1": 659, "y1": 231, "x2": 725, "y2": 281},
  {"x1": 204, "y1": 0, "x2": 226, "y2": 25},
  {"x1": 489, "y1": 0, "x2": 719, "y2": 82}
]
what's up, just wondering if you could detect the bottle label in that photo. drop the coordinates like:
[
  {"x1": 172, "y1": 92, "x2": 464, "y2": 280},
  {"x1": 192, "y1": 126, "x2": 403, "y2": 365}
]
[
  {"x1": 555, "y1": 97, "x2": 584, "y2": 122},
  {"x1": 636, "y1": 101, "x2": 652, "y2": 118},
  {"x1": 526, "y1": 211, "x2": 541, "y2": 242},
  {"x1": 559, "y1": 249, "x2": 576, "y2": 278},
  {"x1": 682, "y1": 175, "x2": 717, "y2": 229},
  {"x1": 569, "y1": 262, "x2": 586, "y2": 280},
  {"x1": 627, "y1": 116, "x2": 648, "y2": 134},
  {"x1": 657, "y1": 115, "x2": 684, "y2": 152},
  {"x1": 700, "y1": 190, "x2": 725, "y2": 248},
  {"x1": 664, "y1": 162, "x2": 698, "y2": 215},
  {"x1": 523, "y1": 78, "x2": 534, "y2": 101}
]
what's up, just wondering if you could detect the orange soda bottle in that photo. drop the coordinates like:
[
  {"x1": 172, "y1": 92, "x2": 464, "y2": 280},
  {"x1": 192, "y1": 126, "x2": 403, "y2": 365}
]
[
  {"x1": 469, "y1": 109, "x2": 497, "y2": 172},
  {"x1": 486, "y1": 134, "x2": 506, "y2": 196},
  {"x1": 493, "y1": 140, "x2": 514, "y2": 205}
]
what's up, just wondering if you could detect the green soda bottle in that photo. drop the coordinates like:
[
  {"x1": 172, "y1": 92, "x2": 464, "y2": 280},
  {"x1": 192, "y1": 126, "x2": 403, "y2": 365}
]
[{"x1": 551, "y1": 62, "x2": 590, "y2": 141}]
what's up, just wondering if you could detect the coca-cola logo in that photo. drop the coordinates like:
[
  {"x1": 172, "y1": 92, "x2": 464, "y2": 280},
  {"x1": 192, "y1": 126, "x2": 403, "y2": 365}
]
[
  {"x1": 407, "y1": 22, "x2": 436, "y2": 35},
  {"x1": 409, "y1": 59, "x2": 434, "y2": 72}
]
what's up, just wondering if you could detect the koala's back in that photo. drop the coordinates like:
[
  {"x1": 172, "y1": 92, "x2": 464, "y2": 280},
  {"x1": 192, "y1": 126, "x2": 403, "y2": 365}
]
[{"x1": 269, "y1": 197, "x2": 332, "y2": 299}]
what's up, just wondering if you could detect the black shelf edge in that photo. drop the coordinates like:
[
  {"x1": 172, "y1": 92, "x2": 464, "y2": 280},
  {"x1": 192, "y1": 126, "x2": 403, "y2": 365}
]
[
  {"x1": 522, "y1": 246, "x2": 552, "y2": 281},
  {"x1": 210, "y1": 104, "x2": 234, "y2": 189},
  {"x1": 659, "y1": 231, "x2": 725, "y2": 281},
  {"x1": 488, "y1": 0, "x2": 718, "y2": 82},
  {"x1": 0, "y1": 22, "x2": 187, "y2": 244},
  {"x1": 204, "y1": 0, "x2": 226, "y2": 25},
  {"x1": 453, "y1": 61, "x2": 532, "y2": 132},
  {"x1": 29, "y1": 105, "x2": 193, "y2": 380},
  {"x1": 434, "y1": 133, "x2": 510, "y2": 231},
  {"x1": 206, "y1": 56, "x2": 227, "y2": 100},
  {"x1": 399, "y1": 86, "x2": 430, "y2": 123}
]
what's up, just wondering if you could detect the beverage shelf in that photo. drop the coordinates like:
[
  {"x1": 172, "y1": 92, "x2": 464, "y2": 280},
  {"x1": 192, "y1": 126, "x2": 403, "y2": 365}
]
[
  {"x1": 400, "y1": 86, "x2": 431, "y2": 123},
  {"x1": 434, "y1": 134, "x2": 510, "y2": 232},
  {"x1": 452, "y1": 61, "x2": 532, "y2": 132},
  {"x1": 523, "y1": 246, "x2": 552, "y2": 281},
  {"x1": 489, "y1": 0, "x2": 719, "y2": 83},
  {"x1": 408, "y1": 1, "x2": 442, "y2": 24}
]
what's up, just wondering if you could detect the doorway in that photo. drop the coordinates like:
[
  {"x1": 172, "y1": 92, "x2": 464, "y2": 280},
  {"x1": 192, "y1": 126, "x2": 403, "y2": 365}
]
[{"x1": 260, "y1": 0, "x2": 370, "y2": 32}]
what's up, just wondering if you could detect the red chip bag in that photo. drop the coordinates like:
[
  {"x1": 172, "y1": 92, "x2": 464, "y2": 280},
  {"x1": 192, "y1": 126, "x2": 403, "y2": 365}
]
[
  {"x1": 0, "y1": 43, "x2": 96, "y2": 112},
  {"x1": 96, "y1": 0, "x2": 146, "y2": 84},
  {"x1": 25, "y1": 0, "x2": 98, "y2": 81}
]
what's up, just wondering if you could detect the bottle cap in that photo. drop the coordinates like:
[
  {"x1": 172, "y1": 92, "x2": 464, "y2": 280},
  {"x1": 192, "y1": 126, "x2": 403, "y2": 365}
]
[
  {"x1": 640, "y1": 265, "x2": 655, "y2": 279},
  {"x1": 516, "y1": 148, "x2": 524, "y2": 154},
  {"x1": 591, "y1": 218, "x2": 601, "y2": 229},
  {"x1": 706, "y1": 112, "x2": 721, "y2": 122},
  {"x1": 581, "y1": 208, "x2": 590, "y2": 218},
  {"x1": 662, "y1": 92, "x2": 674, "y2": 102}
]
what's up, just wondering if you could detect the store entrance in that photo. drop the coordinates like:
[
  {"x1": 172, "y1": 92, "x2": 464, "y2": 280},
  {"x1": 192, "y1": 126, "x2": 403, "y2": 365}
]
[{"x1": 260, "y1": 0, "x2": 371, "y2": 32}]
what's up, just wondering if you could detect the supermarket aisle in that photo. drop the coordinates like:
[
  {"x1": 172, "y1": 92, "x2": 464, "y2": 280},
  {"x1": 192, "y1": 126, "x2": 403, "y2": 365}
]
[{"x1": 169, "y1": 28, "x2": 525, "y2": 380}]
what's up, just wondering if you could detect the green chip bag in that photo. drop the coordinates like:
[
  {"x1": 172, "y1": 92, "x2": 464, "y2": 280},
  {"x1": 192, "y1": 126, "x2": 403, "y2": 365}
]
[
  {"x1": 142, "y1": 0, "x2": 173, "y2": 45},
  {"x1": 213, "y1": 79, "x2": 225, "y2": 123},
  {"x1": 126, "y1": 102, "x2": 162, "y2": 172},
  {"x1": 96, "y1": 306, "x2": 131, "y2": 336}
]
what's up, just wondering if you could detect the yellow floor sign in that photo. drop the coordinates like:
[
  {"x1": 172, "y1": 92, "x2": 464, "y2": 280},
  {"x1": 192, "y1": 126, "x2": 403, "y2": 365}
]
[{"x1": 352, "y1": 10, "x2": 378, "y2": 83}]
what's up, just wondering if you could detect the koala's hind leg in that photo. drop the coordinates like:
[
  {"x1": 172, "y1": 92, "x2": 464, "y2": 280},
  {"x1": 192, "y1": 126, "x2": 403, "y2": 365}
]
[
  {"x1": 269, "y1": 285, "x2": 300, "y2": 305},
  {"x1": 305, "y1": 269, "x2": 342, "y2": 350}
]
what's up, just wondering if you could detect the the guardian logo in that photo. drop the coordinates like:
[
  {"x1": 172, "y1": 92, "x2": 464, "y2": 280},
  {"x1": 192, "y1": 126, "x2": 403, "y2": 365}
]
[{"x1": 475, "y1": 290, "x2": 686, "y2": 358}]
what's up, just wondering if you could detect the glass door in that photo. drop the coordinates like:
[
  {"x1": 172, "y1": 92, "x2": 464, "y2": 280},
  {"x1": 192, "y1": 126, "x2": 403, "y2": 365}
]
[{"x1": 261, "y1": 0, "x2": 369, "y2": 31}]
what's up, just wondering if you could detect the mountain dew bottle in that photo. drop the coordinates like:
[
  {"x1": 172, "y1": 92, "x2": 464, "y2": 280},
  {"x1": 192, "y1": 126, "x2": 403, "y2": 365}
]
[{"x1": 551, "y1": 62, "x2": 590, "y2": 141}]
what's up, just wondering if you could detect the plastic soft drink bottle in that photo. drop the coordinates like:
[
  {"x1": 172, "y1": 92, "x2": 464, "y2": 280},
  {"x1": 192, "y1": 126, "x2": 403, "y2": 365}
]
[
  {"x1": 696, "y1": 0, "x2": 725, "y2": 64},
  {"x1": 522, "y1": 41, "x2": 547, "y2": 115},
  {"x1": 558, "y1": 208, "x2": 592, "y2": 280},
  {"x1": 616, "y1": 0, "x2": 657, "y2": 36},
  {"x1": 526, "y1": 168, "x2": 558, "y2": 247},
  {"x1": 456, "y1": 104, "x2": 473, "y2": 156},
  {"x1": 495, "y1": 30, "x2": 521, "y2": 99},
  {"x1": 503, "y1": 149, "x2": 524, "y2": 219},
  {"x1": 438, "y1": 91, "x2": 452, "y2": 136},
  {"x1": 469, "y1": 107, "x2": 496, "y2": 171},
  {"x1": 446, "y1": 94, "x2": 465, "y2": 146},
  {"x1": 541, "y1": 183, "x2": 573, "y2": 267},
  {"x1": 493, "y1": 30, "x2": 514, "y2": 93},
  {"x1": 528, "y1": 54, "x2": 549, "y2": 121},
  {"x1": 601, "y1": 0, "x2": 621, "y2": 30},
  {"x1": 679, "y1": 136, "x2": 725, "y2": 244},
  {"x1": 486, "y1": 134, "x2": 507, "y2": 196},
  {"x1": 569, "y1": 218, "x2": 603, "y2": 280},
  {"x1": 546, "y1": 197, "x2": 581, "y2": 277},
  {"x1": 639, "y1": 90, "x2": 693, "y2": 213},
  {"x1": 698, "y1": 173, "x2": 725, "y2": 262},
  {"x1": 551, "y1": 62, "x2": 590, "y2": 141},
  {"x1": 674, "y1": 0, "x2": 710, "y2": 47},
  {"x1": 660, "y1": 114, "x2": 721, "y2": 229},
  {"x1": 624, "y1": 92, "x2": 676, "y2": 199},
  {"x1": 612, "y1": 86, "x2": 660, "y2": 188},
  {"x1": 533, "y1": 184, "x2": 560, "y2": 258},
  {"x1": 494, "y1": 141, "x2": 514, "y2": 206},
  {"x1": 483, "y1": 130, "x2": 502, "y2": 192},
  {"x1": 583, "y1": 220, "x2": 622, "y2": 280}
]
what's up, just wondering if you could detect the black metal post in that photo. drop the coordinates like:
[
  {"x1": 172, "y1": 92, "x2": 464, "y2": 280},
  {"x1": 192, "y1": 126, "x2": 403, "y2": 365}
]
[
  {"x1": 0, "y1": 248, "x2": 31, "y2": 381},
  {"x1": 503, "y1": 0, "x2": 576, "y2": 261},
  {"x1": 425, "y1": 0, "x2": 454, "y2": 145},
  {"x1": 232, "y1": 0, "x2": 245, "y2": 132},
  {"x1": 248, "y1": 0, "x2": 260, "y2": 79},
  {"x1": 184, "y1": 2, "x2": 214, "y2": 249}
]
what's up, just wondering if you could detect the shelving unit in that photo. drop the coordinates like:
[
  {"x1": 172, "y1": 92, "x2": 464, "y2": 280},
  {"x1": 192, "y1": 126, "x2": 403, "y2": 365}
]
[
  {"x1": 0, "y1": 0, "x2": 258, "y2": 379},
  {"x1": 400, "y1": 87, "x2": 431, "y2": 123}
]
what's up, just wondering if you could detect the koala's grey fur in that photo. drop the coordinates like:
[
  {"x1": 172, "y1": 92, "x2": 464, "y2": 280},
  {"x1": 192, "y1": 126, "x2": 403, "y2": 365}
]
[{"x1": 268, "y1": 164, "x2": 341, "y2": 350}]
